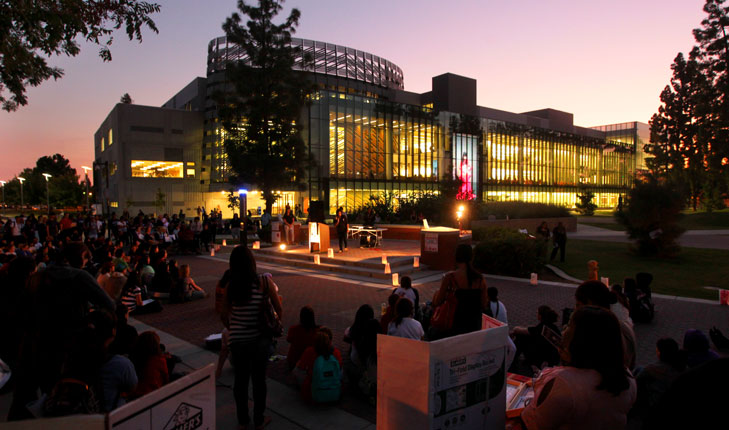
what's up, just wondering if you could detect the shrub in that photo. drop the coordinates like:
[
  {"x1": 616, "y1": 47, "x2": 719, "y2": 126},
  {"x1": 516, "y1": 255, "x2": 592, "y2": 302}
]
[
  {"x1": 575, "y1": 186, "x2": 597, "y2": 216},
  {"x1": 615, "y1": 179, "x2": 685, "y2": 257},
  {"x1": 472, "y1": 227, "x2": 548, "y2": 277},
  {"x1": 477, "y1": 201, "x2": 571, "y2": 220}
]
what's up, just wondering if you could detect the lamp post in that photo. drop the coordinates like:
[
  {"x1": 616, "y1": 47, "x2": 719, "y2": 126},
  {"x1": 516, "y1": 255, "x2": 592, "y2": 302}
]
[
  {"x1": 18, "y1": 177, "x2": 25, "y2": 210},
  {"x1": 42, "y1": 173, "x2": 52, "y2": 214},
  {"x1": 0, "y1": 181, "x2": 5, "y2": 209},
  {"x1": 82, "y1": 166, "x2": 92, "y2": 213}
]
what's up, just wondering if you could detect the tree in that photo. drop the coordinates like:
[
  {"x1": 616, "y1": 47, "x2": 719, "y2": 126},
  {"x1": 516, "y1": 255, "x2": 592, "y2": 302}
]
[
  {"x1": 615, "y1": 178, "x2": 686, "y2": 257},
  {"x1": 0, "y1": 0, "x2": 160, "y2": 111},
  {"x1": 217, "y1": 0, "x2": 315, "y2": 214},
  {"x1": 120, "y1": 93, "x2": 133, "y2": 104},
  {"x1": 647, "y1": 51, "x2": 711, "y2": 210},
  {"x1": 154, "y1": 188, "x2": 166, "y2": 214},
  {"x1": 575, "y1": 185, "x2": 597, "y2": 216},
  {"x1": 3, "y1": 154, "x2": 84, "y2": 207}
]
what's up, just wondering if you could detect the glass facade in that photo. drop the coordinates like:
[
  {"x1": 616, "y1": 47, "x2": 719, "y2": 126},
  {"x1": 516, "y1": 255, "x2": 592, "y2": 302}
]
[
  {"x1": 201, "y1": 37, "x2": 639, "y2": 213},
  {"x1": 305, "y1": 90, "x2": 441, "y2": 214}
]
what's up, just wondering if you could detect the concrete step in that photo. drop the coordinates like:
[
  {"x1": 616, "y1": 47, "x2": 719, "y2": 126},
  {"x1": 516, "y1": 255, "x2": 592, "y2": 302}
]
[
  {"x1": 254, "y1": 247, "x2": 416, "y2": 270},
  {"x1": 253, "y1": 252, "x2": 437, "y2": 284}
]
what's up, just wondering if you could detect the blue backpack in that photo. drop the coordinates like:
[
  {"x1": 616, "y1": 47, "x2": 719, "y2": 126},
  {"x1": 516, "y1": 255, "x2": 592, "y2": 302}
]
[{"x1": 311, "y1": 354, "x2": 341, "y2": 403}]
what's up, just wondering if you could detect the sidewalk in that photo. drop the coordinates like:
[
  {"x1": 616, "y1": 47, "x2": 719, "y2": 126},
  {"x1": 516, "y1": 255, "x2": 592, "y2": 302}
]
[
  {"x1": 572, "y1": 224, "x2": 729, "y2": 250},
  {"x1": 129, "y1": 319, "x2": 374, "y2": 430},
  {"x1": 0, "y1": 317, "x2": 374, "y2": 429}
]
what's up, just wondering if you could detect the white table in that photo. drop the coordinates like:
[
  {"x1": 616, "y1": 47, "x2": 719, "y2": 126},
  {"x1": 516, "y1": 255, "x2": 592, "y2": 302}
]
[{"x1": 348, "y1": 225, "x2": 387, "y2": 247}]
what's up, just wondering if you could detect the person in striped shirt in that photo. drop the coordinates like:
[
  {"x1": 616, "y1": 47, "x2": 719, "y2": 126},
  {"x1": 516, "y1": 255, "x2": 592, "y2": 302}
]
[{"x1": 221, "y1": 246, "x2": 282, "y2": 430}]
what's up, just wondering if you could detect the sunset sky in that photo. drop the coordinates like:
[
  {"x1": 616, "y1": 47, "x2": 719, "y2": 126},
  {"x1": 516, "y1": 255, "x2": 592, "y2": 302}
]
[{"x1": 0, "y1": 0, "x2": 707, "y2": 181}]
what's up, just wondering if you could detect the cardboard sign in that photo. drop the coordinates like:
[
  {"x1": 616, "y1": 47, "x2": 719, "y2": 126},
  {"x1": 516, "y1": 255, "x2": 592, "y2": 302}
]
[
  {"x1": 377, "y1": 316, "x2": 508, "y2": 430},
  {"x1": 424, "y1": 233, "x2": 438, "y2": 253},
  {"x1": 109, "y1": 364, "x2": 215, "y2": 430}
]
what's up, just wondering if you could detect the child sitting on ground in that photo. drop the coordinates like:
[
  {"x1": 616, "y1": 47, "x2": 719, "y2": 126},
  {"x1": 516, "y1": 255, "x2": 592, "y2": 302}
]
[
  {"x1": 179, "y1": 264, "x2": 206, "y2": 301},
  {"x1": 294, "y1": 327, "x2": 343, "y2": 403}
]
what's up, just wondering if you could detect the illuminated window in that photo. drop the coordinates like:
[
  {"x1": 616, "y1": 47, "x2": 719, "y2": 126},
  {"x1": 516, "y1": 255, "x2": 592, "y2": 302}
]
[
  {"x1": 186, "y1": 162, "x2": 195, "y2": 166},
  {"x1": 101, "y1": 137, "x2": 105, "y2": 152},
  {"x1": 186, "y1": 168, "x2": 195, "y2": 177},
  {"x1": 108, "y1": 129, "x2": 113, "y2": 146},
  {"x1": 131, "y1": 160, "x2": 184, "y2": 178},
  {"x1": 110, "y1": 201, "x2": 119, "y2": 208}
]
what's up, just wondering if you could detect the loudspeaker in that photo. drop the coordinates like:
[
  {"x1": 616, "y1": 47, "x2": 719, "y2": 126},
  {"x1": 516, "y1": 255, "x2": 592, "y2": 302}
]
[{"x1": 309, "y1": 200, "x2": 326, "y2": 223}]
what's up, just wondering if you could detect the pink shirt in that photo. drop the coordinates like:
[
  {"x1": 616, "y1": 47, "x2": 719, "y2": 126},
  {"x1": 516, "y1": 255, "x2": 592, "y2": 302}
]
[{"x1": 522, "y1": 366, "x2": 636, "y2": 430}]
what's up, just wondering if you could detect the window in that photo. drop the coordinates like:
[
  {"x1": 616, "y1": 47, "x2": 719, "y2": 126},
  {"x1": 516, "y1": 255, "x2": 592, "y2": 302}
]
[
  {"x1": 101, "y1": 137, "x2": 105, "y2": 152},
  {"x1": 110, "y1": 201, "x2": 119, "y2": 208},
  {"x1": 108, "y1": 129, "x2": 113, "y2": 146},
  {"x1": 186, "y1": 168, "x2": 195, "y2": 177},
  {"x1": 131, "y1": 160, "x2": 184, "y2": 178}
]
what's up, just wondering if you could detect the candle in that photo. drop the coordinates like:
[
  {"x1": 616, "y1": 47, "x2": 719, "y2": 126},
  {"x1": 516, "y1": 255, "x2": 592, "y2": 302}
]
[
  {"x1": 253, "y1": 241, "x2": 260, "y2": 249},
  {"x1": 392, "y1": 273, "x2": 399, "y2": 286},
  {"x1": 382, "y1": 255, "x2": 387, "y2": 264},
  {"x1": 210, "y1": 248, "x2": 215, "y2": 256},
  {"x1": 413, "y1": 257, "x2": 419, "y2": 268},
  {"x1": 328, "y1": 248, "x2": 334, "y2": 258},
  {"x1": 384, "y1": 263, "x2": 391, "y2": 274},
  {"x1": 314, "y1": 255, "x2": 320, "y2": 265},
  {"x1": 222, "y1": 239, "x2": 227, "y2": 247},
  {"x1": 530, "y1": 273, "x2": 538, "y2": 286}
]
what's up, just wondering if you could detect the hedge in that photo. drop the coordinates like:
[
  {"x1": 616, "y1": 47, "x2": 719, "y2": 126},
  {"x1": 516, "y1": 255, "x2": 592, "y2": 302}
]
[{"x1": 472, "y1": 227, "x2": 548, "y2": 277}]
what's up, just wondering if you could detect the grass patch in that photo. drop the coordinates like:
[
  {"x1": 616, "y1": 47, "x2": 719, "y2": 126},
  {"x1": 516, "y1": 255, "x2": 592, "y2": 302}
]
[
  {"x1": 679, "y1": 209, "x2": 729, "y2": 230},
  {"x1": 550, "y1": 239, "x2": 729, "y2": 300}
]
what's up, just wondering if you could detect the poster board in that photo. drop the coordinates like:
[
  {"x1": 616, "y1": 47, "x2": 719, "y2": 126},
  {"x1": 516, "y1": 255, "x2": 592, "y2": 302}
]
[
  {"x1": 108, "y1": 364, "x2": 215, "y2": 430},
  {"x1": 424, "y1": 233, "x2": 438, "y2": 252},
  {"x1": 377, "y1": 316, "x2": 509, "y2": 430}
]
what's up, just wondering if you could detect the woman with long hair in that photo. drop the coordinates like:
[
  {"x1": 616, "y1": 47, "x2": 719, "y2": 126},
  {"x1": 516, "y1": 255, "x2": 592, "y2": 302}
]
[
  {"x1": 521, "y1": 306, "x2": 636, "y2": 429},
  {"x1": 223, "y1": 245, "x2": 282, "y2": 430},
  {"x1": 387, "y1": 297, "x2": 424, "y2": 340},
  {"x1": 431, "y1": 244, "x2": 487, "y2": 336}
]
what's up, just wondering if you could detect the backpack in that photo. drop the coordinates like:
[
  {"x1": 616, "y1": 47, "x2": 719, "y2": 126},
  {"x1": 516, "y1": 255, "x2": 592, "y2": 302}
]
[
  {"x1": 311, "y1": 354, "x2": 341, "y2": 403},
  {"x1": 633, "y1": 293, "x2": 655, "y2": 323}
]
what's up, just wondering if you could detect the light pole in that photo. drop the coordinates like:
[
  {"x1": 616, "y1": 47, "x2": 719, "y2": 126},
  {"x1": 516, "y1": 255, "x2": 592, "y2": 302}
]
[
  {"x1": 0, "y1": 181, "x2": 5, "y2": 209},
  {"x1": 42, "y1": 173, "x2": 52, "y2": 214},
  {"x1": 18, "y1": 177, "x2": 25, "y2": 210},
  {"x1": 82, "y1": 166, "x2": 92, "y2": 213}
]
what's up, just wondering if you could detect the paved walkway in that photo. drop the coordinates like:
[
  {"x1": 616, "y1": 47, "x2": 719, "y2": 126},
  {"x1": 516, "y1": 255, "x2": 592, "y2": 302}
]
[
  {"x1": 572, "y1": 224, "x2": 729, "y2": 250},
  {"x1": 132, "y1": 249, "x2": 728, "y2": 428}
]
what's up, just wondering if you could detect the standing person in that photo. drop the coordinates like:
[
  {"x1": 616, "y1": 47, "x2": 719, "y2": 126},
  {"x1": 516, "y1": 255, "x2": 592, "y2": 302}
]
[
  {"x1": 283, "y1": 208, "x2": 296, "y2": 245},
  {"x1": 536, "y1": 221, "x2": 550, "y2": 241},
  {"x1": 550, "y1": 221, "x2": 567, "y2": 263},
  {"x1": 222, "y1": 246, "x2": 283, "y2": 430},
  {"x1": 431, "y1": 244, "x2": 488, "y2": 337},
  {"x1": 334, "y1": 207, "x2": 348, "y2": 253},
  {"x1": 230, "y1": 213, "x2": 242, "y2": 243}
]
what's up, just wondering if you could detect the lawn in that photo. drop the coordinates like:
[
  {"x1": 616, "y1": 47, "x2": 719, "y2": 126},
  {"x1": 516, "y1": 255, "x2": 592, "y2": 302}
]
[
  {"x1": 579, "y1": 222, "x2": 625, "y2": 231},
  {"x1": 679, "y1": 209, "x2": 729, "y2": 230},
  {"x1": 549, "y1": 239, "x2": 729, "y2": 300}
]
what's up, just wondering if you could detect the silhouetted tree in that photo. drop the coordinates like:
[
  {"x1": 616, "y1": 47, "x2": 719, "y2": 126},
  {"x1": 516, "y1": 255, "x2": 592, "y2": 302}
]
[
  {"x1": 0, "y1": 0, "x2": 160, "y2": 111},
  {"x1": 217, "y1": 0, "x2": 315, "y2": 214}
]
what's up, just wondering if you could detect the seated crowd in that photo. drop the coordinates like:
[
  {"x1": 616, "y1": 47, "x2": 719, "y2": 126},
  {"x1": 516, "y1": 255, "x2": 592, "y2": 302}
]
[
  {"x1": 0, "y1": 210, "x2": 217, "y2": 420},
  {"x1": 3, "y1": 212, "x2": 728, "y2": 429}
]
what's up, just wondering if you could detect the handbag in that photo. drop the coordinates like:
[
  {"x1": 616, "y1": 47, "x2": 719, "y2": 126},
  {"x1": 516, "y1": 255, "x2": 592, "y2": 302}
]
[
  {"x1": 430, "y1": 273, "x2": 458, "y2": 331},
  {"x1": 259, "y1": 274, "x2": 284, "y2": 338}
]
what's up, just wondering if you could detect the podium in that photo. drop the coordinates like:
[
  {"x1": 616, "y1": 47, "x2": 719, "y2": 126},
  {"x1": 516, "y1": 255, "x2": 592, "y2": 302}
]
[{"x1": 308, "y1": 222, "x2": 330, "y2": 253}]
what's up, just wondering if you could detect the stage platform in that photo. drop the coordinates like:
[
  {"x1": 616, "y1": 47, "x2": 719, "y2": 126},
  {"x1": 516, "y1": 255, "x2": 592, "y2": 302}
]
[{"x1": 252, "y1": 239, "x2": 442, "y2": 284}]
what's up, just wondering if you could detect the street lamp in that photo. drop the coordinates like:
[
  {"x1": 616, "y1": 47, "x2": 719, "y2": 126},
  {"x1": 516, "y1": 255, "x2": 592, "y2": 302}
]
[
  {"x1": 42, "y1": 173, "x2": 52, "y2": 214},
  {"x1": 18, "y1": 177, "x2": 25, "y2": 210},
  {"x1": 82, "y1": 166, "x2": 92, "y2": 213}
]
